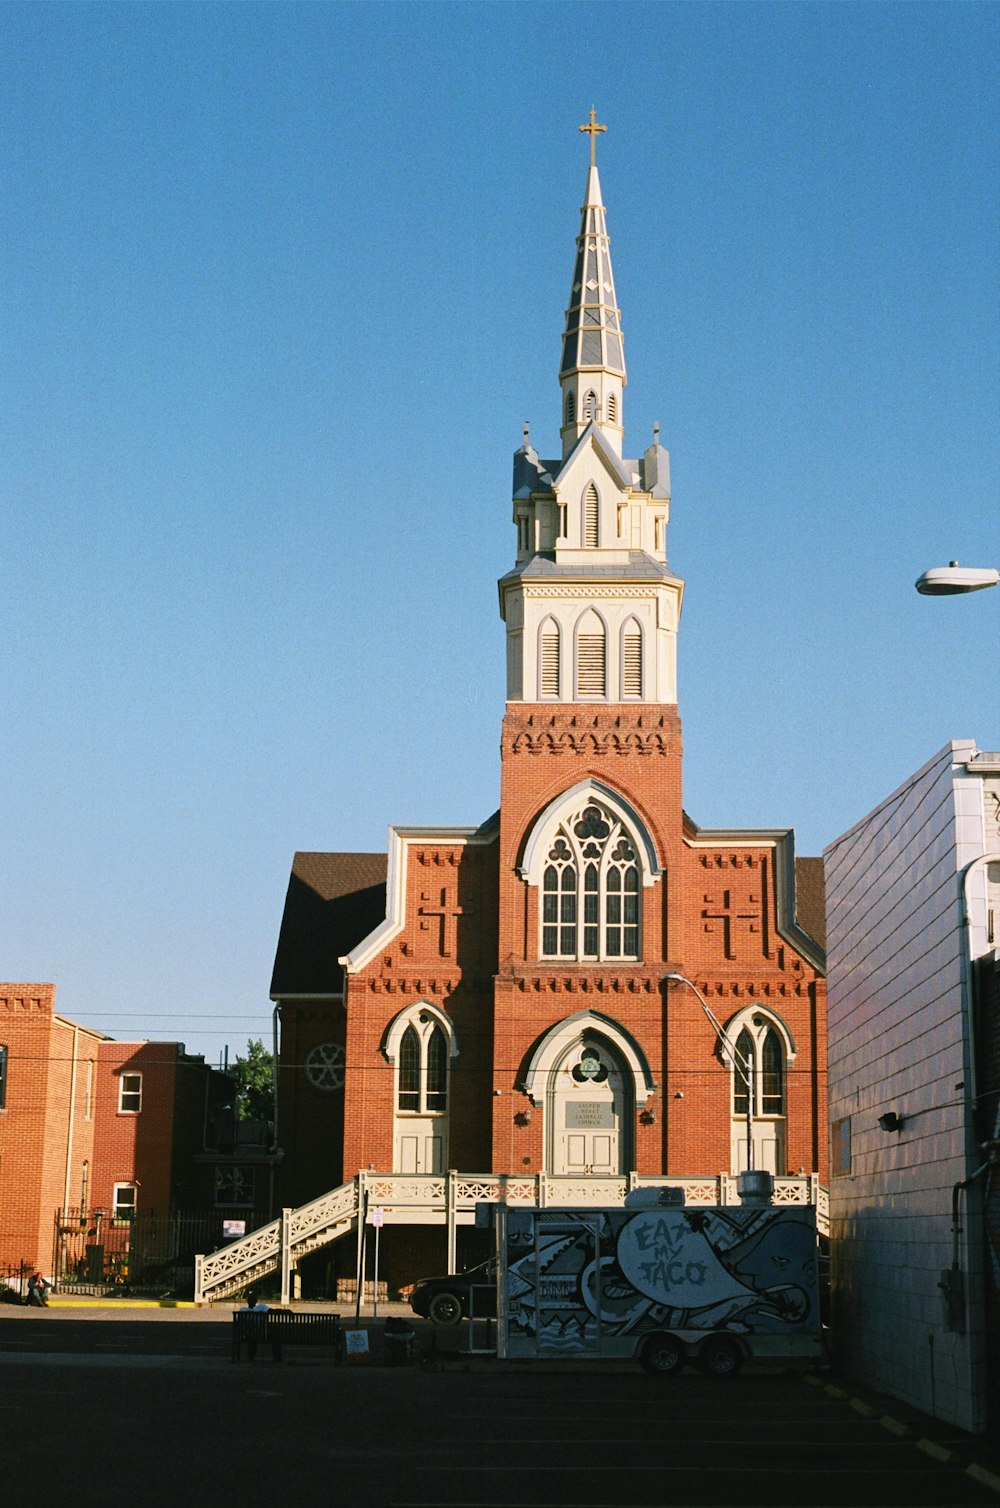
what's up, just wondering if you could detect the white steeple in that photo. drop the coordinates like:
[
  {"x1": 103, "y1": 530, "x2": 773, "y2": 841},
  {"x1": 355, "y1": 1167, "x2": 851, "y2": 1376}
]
[
  {"x1": 498, "y1": 118, "x2": 683, "y2": 708},
  {"x1": 559, "y1": 111, "x2": 627, "y2": 459}
]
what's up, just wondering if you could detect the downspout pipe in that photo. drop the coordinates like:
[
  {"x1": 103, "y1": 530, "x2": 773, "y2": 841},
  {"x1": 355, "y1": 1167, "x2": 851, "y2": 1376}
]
[{"x1": 271, "y1": 1001, "x2": 280, "y2": 1152}]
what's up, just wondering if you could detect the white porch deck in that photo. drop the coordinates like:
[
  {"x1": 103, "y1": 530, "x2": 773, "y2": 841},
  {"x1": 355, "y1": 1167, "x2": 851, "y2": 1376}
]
[{"x1": 194, "y1": 1171, "x2": 828, "y2": 1305}]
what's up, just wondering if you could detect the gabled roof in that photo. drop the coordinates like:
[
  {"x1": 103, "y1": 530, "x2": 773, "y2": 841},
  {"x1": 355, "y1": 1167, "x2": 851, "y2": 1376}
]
[
  {"x1": 553, "y1": 420, "x2": 634, "y2": 492},
  {"x1": 270, "y1": 852, "x2": 387, "y2": 998}
]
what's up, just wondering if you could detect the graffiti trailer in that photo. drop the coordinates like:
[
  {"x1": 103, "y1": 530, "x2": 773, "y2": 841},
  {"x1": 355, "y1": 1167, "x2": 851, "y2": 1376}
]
[{"x1": 492, "y1": 1199, "x2": 821, "y2": 1375}]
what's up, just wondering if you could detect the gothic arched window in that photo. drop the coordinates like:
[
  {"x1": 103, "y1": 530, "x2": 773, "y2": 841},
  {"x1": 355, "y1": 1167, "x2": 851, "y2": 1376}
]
[
  {"x1": 733, "y1": 1023, "x2": 786, "y2": 1118},
  {"x1": 397, "y1": 1017, "x2": 449, "y2": 1114},
  {"x1": 565, "y1": 390, "x2": 576, "y2": 425},
  {"x1": 541, "y1": 800, "x2": 641, "y2": 961}
]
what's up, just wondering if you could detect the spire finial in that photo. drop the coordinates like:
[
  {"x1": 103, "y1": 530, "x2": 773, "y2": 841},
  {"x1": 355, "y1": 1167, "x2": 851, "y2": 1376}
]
[{"x1": 579, "y1": 107, "x2": 606, "y2": 168}]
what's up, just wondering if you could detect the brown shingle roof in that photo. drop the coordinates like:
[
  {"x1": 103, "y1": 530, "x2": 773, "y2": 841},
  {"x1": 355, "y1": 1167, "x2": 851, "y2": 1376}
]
[
  {"x1": 794, "y1": 856, "x2": 826, "y2": 951},
  {"x1": 270, "y1": 851, "x2": 388, "y2": 997}
]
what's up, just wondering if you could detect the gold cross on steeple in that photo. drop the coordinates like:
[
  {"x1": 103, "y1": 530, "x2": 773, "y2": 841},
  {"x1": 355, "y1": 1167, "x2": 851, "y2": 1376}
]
[{"x1": 579, "y1": 107, "x2": 606, "y2": 168}]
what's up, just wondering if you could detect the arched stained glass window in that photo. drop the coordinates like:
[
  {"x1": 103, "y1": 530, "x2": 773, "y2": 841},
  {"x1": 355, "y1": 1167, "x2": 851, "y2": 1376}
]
[
  {"x1": 399, "y1": 1027, "x2": 420, "y2": 1112},
  {"x1": 396, "y1": 1016, "x2": 450, "y2": 1115},
  {"x1": 732, "y1": 1023, "x2": 785, "y2": 1118},
  {"x1": 540, "y1": 800, "x2": 641, "y2": 961},
  {"x1": 426, "y1": 1026, "x2": 448, "y2": 1112}
]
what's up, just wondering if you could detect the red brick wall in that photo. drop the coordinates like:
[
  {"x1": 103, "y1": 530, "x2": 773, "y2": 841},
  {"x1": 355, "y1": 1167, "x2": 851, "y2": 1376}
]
[
  {"x1": 278, "y1": 703, "x2": 827, "y2": 1204},
  {"x1": 0, "y1": 987, "x2": 102, "y2": 1273},
  {"x1": 93, "y1": 1042, "x2": 179, "y2": 1215}
]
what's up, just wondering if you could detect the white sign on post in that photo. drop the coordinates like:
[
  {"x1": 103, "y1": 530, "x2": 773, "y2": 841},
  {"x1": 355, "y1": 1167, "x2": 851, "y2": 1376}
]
[{"x1": 368, "y1": 1206, "x2": 384, "y2": 1318}]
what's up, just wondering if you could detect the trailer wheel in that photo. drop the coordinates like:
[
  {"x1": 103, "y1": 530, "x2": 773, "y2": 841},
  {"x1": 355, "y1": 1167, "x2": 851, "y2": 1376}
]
[
  {"x1": 698, "y1": 1335, "x2": 744, "y2": 1377},
  {"x1": 641, "y1": 1333, "x2": 685, "y2": 1375}
]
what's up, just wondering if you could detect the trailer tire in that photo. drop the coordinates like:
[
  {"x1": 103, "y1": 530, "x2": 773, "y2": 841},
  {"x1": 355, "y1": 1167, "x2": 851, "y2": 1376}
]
[
  {"x1": 640, "y1": 1333, "x2": 685, "y2": 1375},
  {"x1": 697, "y1": 1335, "x2": 744, "y2": 1377}
]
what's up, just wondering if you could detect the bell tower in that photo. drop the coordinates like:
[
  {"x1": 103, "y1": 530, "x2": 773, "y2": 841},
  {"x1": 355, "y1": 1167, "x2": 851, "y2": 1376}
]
[
  {"x1": 495, "y1": 117, "x2": 685, "y2": 986},
  {"x1": 498, "y1": 116, "x2": 685, "y2": 710}
]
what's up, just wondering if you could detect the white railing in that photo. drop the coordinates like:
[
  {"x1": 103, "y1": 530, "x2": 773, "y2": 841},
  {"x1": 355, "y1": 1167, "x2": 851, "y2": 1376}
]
[{"x1": 194, "y1": 1170, "x2": 828, "y2": 1303}]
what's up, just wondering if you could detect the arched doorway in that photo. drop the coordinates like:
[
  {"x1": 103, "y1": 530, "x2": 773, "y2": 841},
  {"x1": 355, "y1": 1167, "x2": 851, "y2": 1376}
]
[
  {"x1": 548, "y1": 1033, "x2": 631, "y2": 1176},
  {"x1": 520, "y1": 1011, "x2": 654, "y2": 1179}
]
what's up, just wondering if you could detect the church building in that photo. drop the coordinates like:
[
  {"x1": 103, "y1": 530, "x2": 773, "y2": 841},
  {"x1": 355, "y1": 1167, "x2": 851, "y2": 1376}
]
[{"x1": 261, "y1": 122, "x2": 827, "y2": 1301}]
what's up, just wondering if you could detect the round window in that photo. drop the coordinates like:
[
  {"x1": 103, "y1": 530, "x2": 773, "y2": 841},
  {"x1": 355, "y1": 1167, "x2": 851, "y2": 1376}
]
[{"x1": 304, "y1": 1042, "x2": 345, "y2": 1092}]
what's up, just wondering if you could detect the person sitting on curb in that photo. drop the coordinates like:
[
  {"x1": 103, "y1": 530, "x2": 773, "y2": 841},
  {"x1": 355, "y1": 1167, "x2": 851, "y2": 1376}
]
[
  {"x1": 238, "y1": 1291, "x2": 282, "y2": 1362},
  {"x1": 27, "y1": 1272, "x2": 50, "y2": 1307}
]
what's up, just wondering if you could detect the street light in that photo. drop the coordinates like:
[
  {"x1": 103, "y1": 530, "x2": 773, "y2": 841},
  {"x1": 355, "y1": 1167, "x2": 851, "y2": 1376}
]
[
  {"x1": 915, "y1": 562, "x2": 1000, "y2": 596},
  {"x1": 664, "y1": 971, "x2": 756, "y2": 1171}
]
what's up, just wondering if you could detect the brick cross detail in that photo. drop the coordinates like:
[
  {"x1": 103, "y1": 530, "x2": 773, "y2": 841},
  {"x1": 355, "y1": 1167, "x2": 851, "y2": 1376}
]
[
  {"x1": 418, "y1": 888, "x2": 472, "y2": 958},
  {"x1": 701, "y1": 889, "x2": 759, "y2": 960}
]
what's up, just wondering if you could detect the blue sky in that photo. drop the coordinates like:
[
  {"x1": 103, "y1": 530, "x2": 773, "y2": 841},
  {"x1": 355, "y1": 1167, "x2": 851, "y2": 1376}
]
[{"x1": 3, "y1": 1, "x2": 997, "y2": 1068}]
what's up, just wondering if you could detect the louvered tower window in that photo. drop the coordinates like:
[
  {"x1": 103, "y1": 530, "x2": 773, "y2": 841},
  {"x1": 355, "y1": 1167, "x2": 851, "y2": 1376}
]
[
  {"x1": 565, "y1": 391, "x2": 575, "y2": 425},
  {"x1": 607, "y1": 392, "x2": 617, "y2": 424},
  {"x1": 622, "y1": 623, "x2": 642, "y2": 697},
  {"x1": 584, "y1": 390, "x2": 597, "y2": 421},
  {"x1": 540, "y1": 622, "x2": 560, "y2": 698},
  {"x1": 583, "y1": 483, "x2": 599, "y2": 548},
  {"x1": 576, "y1": 611, "x2": 606, "y2": 697}
]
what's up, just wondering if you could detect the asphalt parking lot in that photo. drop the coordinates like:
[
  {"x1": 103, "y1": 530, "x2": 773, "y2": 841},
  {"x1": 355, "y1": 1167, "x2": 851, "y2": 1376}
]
[{"x1": 1, "y1": 1300, "x2": 998, "y2": 1506}]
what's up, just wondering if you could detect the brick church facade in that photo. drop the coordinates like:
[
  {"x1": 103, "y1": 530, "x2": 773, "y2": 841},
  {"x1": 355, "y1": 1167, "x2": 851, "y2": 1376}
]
[{"x1": 268, "y1": 126, "x2": 827, "y2": 1294}]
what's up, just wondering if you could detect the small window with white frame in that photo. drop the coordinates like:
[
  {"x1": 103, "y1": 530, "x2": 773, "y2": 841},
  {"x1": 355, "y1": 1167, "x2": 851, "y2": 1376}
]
[
  {"x1": 118, "y1": 1072, "x2": 142, "y2": 1114},
  {"x1": 113, "y1": 1183, "x2": 137, "y2": 1221}
]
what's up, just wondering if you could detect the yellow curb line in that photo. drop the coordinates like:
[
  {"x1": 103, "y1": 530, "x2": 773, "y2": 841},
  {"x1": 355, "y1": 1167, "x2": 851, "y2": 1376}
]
[
  {"x1": 806, "y1": 1376, "x2": 1000, "y2": 1495},
  {"x1": 47, "y1": 1300, "x2": 201, "y2": 1310},
  {"x1": 966, "y1": 1462, "x2": 1000, "y2": 1496},
  {"x1": 917, "y1": 1437, "x2": 953, "y2": 1463}
]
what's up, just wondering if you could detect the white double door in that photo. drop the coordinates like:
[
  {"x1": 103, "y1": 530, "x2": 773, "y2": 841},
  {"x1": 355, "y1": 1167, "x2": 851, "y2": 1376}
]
[{"x1": 395, "y1": 1116, "x2": 446, "y2": 1175}]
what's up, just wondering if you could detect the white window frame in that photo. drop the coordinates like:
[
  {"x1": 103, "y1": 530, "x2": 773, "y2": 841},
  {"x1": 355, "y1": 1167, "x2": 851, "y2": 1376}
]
[
  {"x1": 118, "y1": 1072, "x2": 142, "y2": 1114},
  {"x1": 113, "y1": 1182, "x2": 137, "y2": 1221}
]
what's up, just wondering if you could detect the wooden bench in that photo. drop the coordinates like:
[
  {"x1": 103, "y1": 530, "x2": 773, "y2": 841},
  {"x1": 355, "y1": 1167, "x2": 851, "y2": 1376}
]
[{"x1": 231, "y1": 1308, "x2": 341, "y2": 1362}]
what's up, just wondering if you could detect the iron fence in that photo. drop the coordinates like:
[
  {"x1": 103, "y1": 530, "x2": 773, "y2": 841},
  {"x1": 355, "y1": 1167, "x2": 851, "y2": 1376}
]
[{"x1": 53, "y1": 1208, "x2": 234, "y2": 1296}]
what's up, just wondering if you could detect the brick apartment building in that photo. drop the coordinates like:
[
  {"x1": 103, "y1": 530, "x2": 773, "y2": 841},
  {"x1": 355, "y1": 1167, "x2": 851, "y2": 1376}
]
[{"x1": 0, "y1": 983, "x2": 236, "y2": 1280}]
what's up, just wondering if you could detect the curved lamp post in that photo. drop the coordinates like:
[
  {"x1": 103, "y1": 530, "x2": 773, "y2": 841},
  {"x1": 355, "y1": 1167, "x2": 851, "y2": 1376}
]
[
  {"x1": 915, "y1": 562, "x2": 999, "y2": 596},
  {"x1": 664, "y1": 971, "x2": 757, "y2": 1171}
]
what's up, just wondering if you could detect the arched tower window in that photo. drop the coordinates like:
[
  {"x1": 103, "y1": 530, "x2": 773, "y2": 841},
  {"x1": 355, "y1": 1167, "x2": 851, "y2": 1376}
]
[
  {"x1": 385, "y1": 1003, "x2": 457, "y2": 1176},
  {"x1": 583, "y1": 389, "x2": 598, "y2": 422},
  {"x1": 564, "y1": 390, "x2": 576, "y2": 425},
  {"x1": 539, "y1": 619, "x2": 561, "y2": 698},
  {"x1": 583, "y1": 483, "x2": 599, "y2": 548},
  {"x1": 607, "y1": 391, "x2": 617, "y2": 424},
  {"x1": 575, "y1": 608, "x2": 606, "y2": 697},
  {"x1": 622, "y1": 620, "x2": 642, "y2": 698},
  {"x1": 397, "y1": 1019, "x2": 450, "y2": 1114},
  {"x1": 541, "y1": 800, "x2": 641, "y2": 961},
  {"x1": 728, "y1": 1012, "x2": 791, "y2": 1175}
]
